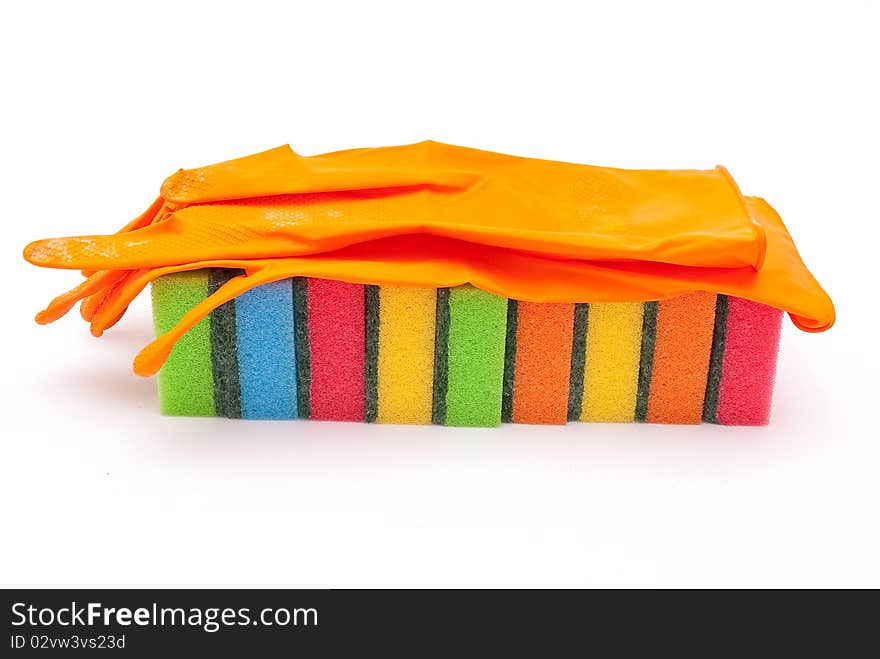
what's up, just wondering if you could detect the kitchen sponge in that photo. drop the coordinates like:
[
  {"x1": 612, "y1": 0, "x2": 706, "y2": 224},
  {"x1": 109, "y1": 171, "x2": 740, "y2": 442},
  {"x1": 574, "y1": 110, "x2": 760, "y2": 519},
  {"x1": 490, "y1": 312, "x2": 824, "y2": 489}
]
[
  {"x1": 374, "y1": 286, "x2": 437, "y2": 424},
  {"x1": 151, "y1": 270, "x2": 214, "y2": 416},
  {"x1": 704, "y1": 295, "x2": 783, "y2": 425},
  {"x1": 503, "y1": 301, "x2": 575, "y2": 425},
  {"x1": 441, "y1": 285, "x2": 508, "y2": 427}
]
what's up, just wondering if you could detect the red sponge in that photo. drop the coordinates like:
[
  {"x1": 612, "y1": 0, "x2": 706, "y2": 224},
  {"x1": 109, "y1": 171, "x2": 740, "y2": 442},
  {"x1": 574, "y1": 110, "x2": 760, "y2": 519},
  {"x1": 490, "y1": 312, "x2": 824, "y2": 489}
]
[
  {"x1": 308, "y1": 278, "x2": 366, "y2": 421},
  {"x1": 717, "y1": 297, "x2": 783, "y2": 425}
]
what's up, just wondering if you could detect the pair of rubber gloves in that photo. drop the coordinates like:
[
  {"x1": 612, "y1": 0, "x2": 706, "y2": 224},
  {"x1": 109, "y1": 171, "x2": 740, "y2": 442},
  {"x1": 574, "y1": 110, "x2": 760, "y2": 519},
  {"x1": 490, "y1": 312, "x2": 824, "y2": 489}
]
[{"x1": 23, "y1": 141, "x2": 834, "y2": 376}]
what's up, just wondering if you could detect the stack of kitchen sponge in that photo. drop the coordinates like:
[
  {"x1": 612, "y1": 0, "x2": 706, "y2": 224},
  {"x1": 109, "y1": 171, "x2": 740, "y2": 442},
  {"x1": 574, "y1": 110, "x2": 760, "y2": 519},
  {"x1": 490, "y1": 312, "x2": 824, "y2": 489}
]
[{"x1": 152, "y1": 270, "x2": 783, "y2": 426}]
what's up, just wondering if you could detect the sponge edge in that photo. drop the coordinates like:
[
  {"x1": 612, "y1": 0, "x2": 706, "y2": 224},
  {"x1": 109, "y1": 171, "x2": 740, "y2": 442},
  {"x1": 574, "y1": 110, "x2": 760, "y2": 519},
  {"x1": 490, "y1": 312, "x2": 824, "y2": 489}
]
[
  {"x1": 702, "y1": 294, "x2": 730, "y2": 424},
  {"x1": 292, "y1": 278, "x2": 311, "y2": 418},
  {"x1": 566, "y1": 303, "x2": 589, "y2": 421},
  {"x1": 431, "y1": 288, "x2": 451, "y2": 424},
  {"x1": 634, "y1": 302, "x2": 658, "y2": 422},
  {"x1": 717, "y1": 297, "x2": 783, "y2": 425},
  {"x1": 208, "y1": 268, "x2": 243, "y2": 418},
  {"x1": 151, "y1": 270, "x2": 215, "y2": 416}
]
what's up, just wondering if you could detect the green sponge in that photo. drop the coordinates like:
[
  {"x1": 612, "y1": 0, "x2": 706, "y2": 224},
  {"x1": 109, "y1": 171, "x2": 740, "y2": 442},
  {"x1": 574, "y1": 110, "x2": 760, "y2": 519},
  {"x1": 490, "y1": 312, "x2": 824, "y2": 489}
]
[
  {"x1": 151, "y1": 270, "x2": 215, "y2": 416},
  {"x1": 443, "y1": 285, "x2": 508, "y2": 427}
]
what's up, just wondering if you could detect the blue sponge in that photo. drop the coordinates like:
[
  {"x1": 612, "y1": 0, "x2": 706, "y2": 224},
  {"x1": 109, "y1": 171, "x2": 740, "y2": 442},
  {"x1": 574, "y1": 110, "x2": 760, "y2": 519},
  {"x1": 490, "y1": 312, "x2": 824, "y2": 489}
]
[{"x1": 235, "y1": 278, "x2": 298, "y2": 419}]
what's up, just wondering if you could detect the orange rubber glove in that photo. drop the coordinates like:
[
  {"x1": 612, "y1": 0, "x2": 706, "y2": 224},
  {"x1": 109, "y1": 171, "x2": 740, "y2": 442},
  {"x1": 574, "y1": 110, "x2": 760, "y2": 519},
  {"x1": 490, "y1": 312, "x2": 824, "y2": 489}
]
[{"x1": 25, "y1": 141, "x2": 765, "y2": 271}]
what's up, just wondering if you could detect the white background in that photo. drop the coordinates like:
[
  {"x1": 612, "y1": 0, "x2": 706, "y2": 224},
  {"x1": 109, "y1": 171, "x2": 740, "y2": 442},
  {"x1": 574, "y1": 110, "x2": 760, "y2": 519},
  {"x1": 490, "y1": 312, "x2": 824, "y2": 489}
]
[{"x1": 1, "y1": 1, "x2": 877, "y2": 588}]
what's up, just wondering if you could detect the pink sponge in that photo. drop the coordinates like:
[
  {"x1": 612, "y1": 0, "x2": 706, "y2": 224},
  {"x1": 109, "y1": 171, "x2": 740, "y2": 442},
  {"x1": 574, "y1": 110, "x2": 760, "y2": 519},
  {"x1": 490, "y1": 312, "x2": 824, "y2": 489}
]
[
  {"x1": 717, "y1": 297, "x2": 784, "y2": 425},
  {"x1": 307, "y1": 278, "x2": 366, "y2": 421}
]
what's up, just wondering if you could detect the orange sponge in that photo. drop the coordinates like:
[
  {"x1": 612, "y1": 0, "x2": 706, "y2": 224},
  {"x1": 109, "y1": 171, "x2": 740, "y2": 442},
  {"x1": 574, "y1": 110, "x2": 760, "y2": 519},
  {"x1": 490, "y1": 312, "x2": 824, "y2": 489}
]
[
  {"x1": 646, "y1": 292, "x2": 717, "y2": 424},
  {"x1": 504, "y1": 301, "x2": 574, "y2": 425}
]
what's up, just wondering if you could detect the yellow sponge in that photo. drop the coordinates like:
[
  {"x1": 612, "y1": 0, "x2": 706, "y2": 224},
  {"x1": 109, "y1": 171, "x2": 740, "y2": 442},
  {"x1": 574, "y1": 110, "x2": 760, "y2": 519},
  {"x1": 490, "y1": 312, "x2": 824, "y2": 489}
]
[
  {"x1": 376, "y1": 286, "x2": 437, "y2": 424},
  {"x1": 580, "y1": 302, "x2": 644, "y2": 422}
]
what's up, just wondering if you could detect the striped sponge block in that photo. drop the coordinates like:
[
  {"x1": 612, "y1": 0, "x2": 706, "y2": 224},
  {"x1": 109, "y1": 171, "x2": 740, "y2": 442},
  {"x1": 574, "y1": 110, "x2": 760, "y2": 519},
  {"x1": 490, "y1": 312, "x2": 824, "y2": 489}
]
[{"x1": 151, "y1": 270, "x2": 783, "y2": 425}]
